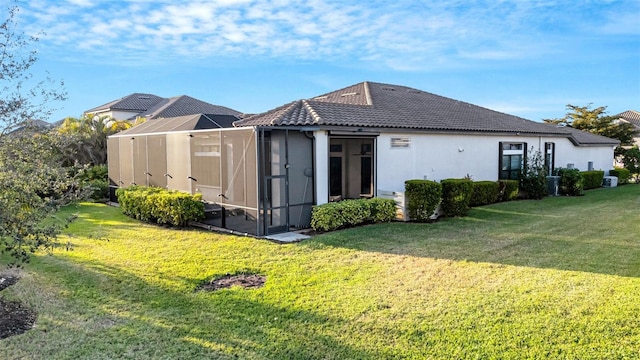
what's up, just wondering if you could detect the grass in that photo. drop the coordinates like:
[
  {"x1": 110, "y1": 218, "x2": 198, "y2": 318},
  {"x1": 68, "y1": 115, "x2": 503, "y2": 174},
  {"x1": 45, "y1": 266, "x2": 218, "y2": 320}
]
[{"x1": 1, "y1": 185, "x2": 639, "y2": 359}]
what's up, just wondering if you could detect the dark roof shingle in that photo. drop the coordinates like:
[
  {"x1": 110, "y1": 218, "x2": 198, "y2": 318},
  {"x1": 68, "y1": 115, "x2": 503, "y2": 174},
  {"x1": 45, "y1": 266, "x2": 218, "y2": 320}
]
[
  {"x1": 234, "y1": 81, "x2": 619, "y2": 146},
  {"x1": 85, "y1": 93, "x2": 164, "y2": 113},
  {"x1": 86, "y1": 93, "x2": 241, "y2": 120}
]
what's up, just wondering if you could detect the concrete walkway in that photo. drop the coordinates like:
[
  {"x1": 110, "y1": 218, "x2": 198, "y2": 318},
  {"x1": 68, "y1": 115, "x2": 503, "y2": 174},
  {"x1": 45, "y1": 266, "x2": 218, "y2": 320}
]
[{"x1": 265, "y1": 232, "x2": 311, "y2": 243}]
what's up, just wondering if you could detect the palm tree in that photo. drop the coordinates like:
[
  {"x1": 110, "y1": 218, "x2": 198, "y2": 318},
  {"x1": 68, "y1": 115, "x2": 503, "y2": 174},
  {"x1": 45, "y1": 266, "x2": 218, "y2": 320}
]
[{"x1": 56, "y1": 114, "x2": 131, "y2": 166}]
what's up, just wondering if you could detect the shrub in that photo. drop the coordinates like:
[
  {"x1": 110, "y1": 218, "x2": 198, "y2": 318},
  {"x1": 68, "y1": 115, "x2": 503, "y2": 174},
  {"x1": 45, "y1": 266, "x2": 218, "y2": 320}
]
[
  {"x1": 620, "y1": 146, "x2": 640, "y2": 182},
  {"x1": 310, "y1": 202, "x2": 343, "y2": 232},
  {"x1": 310, "y1": 198, "x2": 396, "y2": 232},
  {"x1": 581, "y1": 170, "x2": 605, "y2": 190},
  {"x1": 440, "y1": 178, "x2": 473, "y2": 217},
  {"x1": 470, "y1": 181, "x2": 500, "y2": 207},
  {"x1": 519, "y1": 149, "x2": 548, "y2": 199},
  {"x1": 339, "y1": 199, "x2": 370, "y2": 226},
  {"x1": 609, "y1": 168, "x2": 630, "y2": 185},
  {"x1": 368, "y1": 197, "x2": 397, "y2": 223},
  {"x1": 116, "y1": 186, "x2": 204, "y2": 227},
  {"x1": 79, "y1": 164, "x2": 109, "y2": 201},
  {"x1": 404, "y1": 180, "x2": 442, "y2": 222},
  {"x1": 554, "y1": 168, "x2": 583, "y2": 196},
  {"x1": 498, "y1": 180, "x2": 519, "y2": 202}
]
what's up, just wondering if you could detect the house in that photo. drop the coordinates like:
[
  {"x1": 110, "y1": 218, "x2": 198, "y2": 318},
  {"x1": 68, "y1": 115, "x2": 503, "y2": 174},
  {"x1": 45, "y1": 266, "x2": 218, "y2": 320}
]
[
  {"x1": 108, "y1": 81, "x2": 619, "y2": 236},
  {"x1": 613, "y1": 110, "x2": 640, "y2": 147},
  {"x1": 85, "y1": 93, "x2": 241, "y2": 121}
]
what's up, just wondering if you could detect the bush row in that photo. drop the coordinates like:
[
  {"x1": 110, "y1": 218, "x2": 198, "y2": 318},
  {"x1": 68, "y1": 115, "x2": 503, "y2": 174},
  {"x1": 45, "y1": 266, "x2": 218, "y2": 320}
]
[
  {"x1": 581, "y1": 170, "x2": 605, "y2": 190},
  {"x1": 404, "y1": 178, "x2": 519, "y2": 222},
  {"x1": 310, "y1": 198, "x2": 396, "y2": 232},
  {"x1": 116, "y1": 186, "x2": 204, "y2": 227},
  {"x1": 609, "y1": 168, "x2": 630, "y2": 185}
]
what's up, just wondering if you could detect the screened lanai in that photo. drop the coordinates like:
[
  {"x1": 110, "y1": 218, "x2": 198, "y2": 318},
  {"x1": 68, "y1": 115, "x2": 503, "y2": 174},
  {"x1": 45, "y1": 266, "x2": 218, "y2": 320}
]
[{"x1": 108, "y1": 119, "x2": 314, "y2": 237}]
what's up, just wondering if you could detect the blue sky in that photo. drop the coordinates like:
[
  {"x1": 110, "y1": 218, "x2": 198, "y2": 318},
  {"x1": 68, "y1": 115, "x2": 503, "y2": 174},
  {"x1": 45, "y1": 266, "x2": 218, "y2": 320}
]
[{"x1": 16, "y1": 0, "x2": 640, "y2": 122}]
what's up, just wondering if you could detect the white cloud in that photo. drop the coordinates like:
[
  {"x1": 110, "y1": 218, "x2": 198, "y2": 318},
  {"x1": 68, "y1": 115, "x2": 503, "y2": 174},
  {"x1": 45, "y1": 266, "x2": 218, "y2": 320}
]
[{"x1": 19, "y1": 0, "x2": 639, "y2": 70}]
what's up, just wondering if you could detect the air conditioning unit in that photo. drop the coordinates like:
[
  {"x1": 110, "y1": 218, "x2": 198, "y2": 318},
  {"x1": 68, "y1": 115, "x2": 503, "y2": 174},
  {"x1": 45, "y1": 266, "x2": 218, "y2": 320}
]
[
  {"x1": 546, "y1": 176, "x2": 560, "y2": 196},
  {"x1": 603, "y1": 176, "x2": 618, "y2": 188}
]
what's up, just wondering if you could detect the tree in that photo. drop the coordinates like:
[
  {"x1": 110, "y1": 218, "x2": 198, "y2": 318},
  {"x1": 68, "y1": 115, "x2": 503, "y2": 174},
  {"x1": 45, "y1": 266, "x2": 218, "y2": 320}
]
[
  {"x1": 543, "y1": 104, "x2": 636, "y2": 151},
  {"x1": 56, "y1": 114, "x2": 131, "y2": 166},
  {"x1": 0, "y1": 2, "x2": 79, "y2": 265},
  {"x1": 0, "y1": 3, "x2": 66, "y2": 135},
  {"x1": 620, "y1": 146, "x2": 640, "y2": 182}
]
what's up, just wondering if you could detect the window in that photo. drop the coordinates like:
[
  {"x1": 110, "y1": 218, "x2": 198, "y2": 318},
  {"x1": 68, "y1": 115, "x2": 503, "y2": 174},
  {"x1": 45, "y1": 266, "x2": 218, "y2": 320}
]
[
  {"x1": 544, "y1": 142, "x2": 555, "y2": 174},
  {"x1": 499, "y1": 142, "x2": 527, "y2": 180}
]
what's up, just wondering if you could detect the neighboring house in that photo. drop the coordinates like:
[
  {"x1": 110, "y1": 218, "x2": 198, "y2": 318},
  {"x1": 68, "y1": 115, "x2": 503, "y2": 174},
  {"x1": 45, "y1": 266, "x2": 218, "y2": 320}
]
[
  {"x1": 613, "y1": 110, "x2": 640, "y2": 147},
  {"x1": 108, "y1": 81, "x2": 619, "y2": 236},
  {"x1": 85, "y1": 93, "x2": 241, "y2": 121},
  {"x1": 5, "y1": 119, "x2": 52, "y2": 136}
]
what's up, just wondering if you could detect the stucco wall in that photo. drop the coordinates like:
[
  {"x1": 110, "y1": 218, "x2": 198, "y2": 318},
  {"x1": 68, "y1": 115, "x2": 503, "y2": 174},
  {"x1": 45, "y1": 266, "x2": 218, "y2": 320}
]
[{"x1": 375, "y1": 133, "x2": 614, "y2": 193}]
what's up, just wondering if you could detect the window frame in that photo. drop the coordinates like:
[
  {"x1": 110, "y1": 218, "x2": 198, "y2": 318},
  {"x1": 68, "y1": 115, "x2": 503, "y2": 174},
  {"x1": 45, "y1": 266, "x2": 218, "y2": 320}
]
[{"x1": 498, "y1": 142, "x2": 527, "y2": 180}]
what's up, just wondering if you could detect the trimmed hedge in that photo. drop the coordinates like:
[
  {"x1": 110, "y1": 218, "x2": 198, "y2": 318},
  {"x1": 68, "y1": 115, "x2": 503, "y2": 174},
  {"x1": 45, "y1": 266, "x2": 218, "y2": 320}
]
[
  {"x1": 440, "y1": 178, "x2": 473, "y2": 217},
  {"x1": 609, "y1": 168, "x2": 630, "y2": 185},
  {"x1": 581, "y1": 170, "x2": 605, "y2": 190},
  {"x1": 404, "y1": 180, "x2": 442, "y2": 222},
  {"x1": 554, "y1": 168, "x2": 583, "y2": 196},
  {"x1": 115, "y1": 186, "x2": 204, "y2": 227},
  {"x1": 498, "y1": 180, "x2": 519, "y2": 202},
  {"x1": 470, "y1": 181, "x2": 500, "y2": 207},
  {"x1": 310, "y1": 198, "x2": 396, "y2": 232}
]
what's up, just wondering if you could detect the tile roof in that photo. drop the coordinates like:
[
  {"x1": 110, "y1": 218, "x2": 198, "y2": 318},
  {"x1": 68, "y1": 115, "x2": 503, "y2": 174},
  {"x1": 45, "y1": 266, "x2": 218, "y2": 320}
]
[
  {"x1": 85, "y1": 93, "x2": 165, "y2": 113},
  {"x1": 234, "y1": 81, "x2": 619, "y2": 146},
  {"x1": 552, "y1": 125, "x2": 621, "y2": 146},
  {"x1": 614, "y1": 110, "x2": 640, "y2": 128},
  {"x1": 113, "y1": 113, "x2": 237, "y2": 136},
  {"x1": 85, "y1": 94, "x2": 241, "y2": 120},
  {"x1": 141, "y1": 95, "x2": 241, "y2": 119}
]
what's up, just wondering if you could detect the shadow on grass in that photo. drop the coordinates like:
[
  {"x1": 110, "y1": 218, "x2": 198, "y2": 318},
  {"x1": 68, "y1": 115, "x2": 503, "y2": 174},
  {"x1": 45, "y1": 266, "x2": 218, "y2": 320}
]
[
  {"x1": 303, "y1": 186, "x2": 640, "y2": 278},
  {"x1": 14, "y1": 256, "x2": 380, "y2": 359}
]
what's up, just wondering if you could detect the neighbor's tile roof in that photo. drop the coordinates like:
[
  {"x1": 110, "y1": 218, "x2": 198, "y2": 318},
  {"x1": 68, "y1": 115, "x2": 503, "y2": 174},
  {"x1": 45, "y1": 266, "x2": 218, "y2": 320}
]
[
  {"x1": 113, "y1": 113, "x2": 238, "y2": 136},
  {"x1": 141, "y1": 95, "x2": 241, "y2": 119},
  {"x1": 234, "y1": 81, "x2": 619, "y2": 146},
  {"x1": 614, "y1": 110, "x2": 640, "y2": 128},
  {"x1": 86, "y1": 94, "x2": 241, "y2": 120},
  {"x1": 85, "y1": 93, "x2": 165, "y2": 113}
]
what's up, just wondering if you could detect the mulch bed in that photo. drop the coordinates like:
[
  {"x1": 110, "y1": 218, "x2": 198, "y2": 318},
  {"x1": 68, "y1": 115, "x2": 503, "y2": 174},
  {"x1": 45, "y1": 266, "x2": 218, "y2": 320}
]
[
  {"x1": 0, "y1": 274, "x2": 37, "y2": 339},
  {"x1": 197, "y1": 274, "x2": 266, "y2": 291}
]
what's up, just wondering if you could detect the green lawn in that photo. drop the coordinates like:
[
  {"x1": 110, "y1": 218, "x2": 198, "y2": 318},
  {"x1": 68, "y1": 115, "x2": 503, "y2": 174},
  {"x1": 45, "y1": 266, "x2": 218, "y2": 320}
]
[{"x1": 1, "y1": 185, "x2": 640, "y2": 359}]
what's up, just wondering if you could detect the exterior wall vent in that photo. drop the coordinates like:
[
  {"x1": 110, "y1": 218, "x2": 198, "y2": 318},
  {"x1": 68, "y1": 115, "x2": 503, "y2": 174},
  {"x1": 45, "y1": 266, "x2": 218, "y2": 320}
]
[{"x1": 391, "y1": 137, "x2": 411, "y2": 148}]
